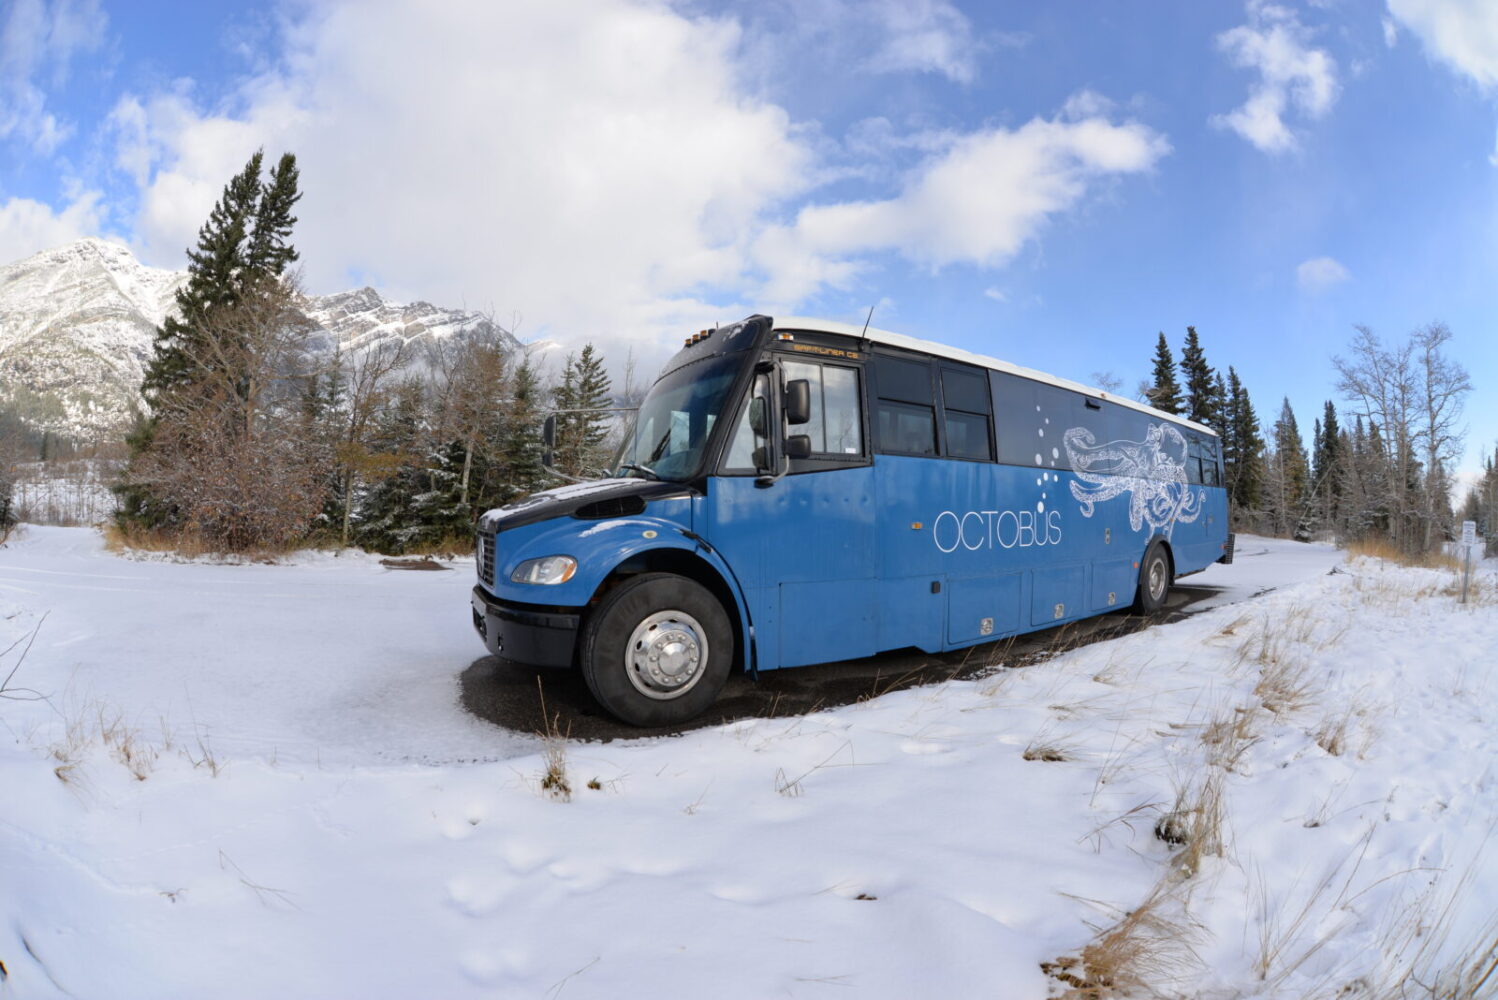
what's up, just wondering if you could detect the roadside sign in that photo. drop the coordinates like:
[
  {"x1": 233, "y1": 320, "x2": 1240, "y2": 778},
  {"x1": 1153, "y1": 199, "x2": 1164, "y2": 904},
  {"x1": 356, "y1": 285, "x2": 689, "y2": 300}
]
[{"x1": 1460, "y1": 520, "x2": 1477, "y2": 605}]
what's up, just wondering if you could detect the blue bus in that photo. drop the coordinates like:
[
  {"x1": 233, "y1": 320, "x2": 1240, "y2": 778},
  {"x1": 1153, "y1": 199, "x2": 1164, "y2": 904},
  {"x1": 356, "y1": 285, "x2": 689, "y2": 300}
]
[{"x1": 472, "y1": 315, "x2": 1232, "y2": 725}]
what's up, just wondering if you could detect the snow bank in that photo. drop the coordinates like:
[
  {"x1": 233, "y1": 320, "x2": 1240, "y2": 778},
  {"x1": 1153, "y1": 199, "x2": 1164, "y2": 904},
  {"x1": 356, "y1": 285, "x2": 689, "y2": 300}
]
[{"x1": 2, "y1": 529, "x2": 1495, "y2": 998}]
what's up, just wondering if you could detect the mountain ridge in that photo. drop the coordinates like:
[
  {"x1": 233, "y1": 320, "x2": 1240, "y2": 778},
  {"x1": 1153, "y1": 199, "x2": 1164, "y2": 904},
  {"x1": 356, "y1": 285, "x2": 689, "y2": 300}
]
[{"x1": 0, "y1": 239, "x2": 530, "y2": 442}]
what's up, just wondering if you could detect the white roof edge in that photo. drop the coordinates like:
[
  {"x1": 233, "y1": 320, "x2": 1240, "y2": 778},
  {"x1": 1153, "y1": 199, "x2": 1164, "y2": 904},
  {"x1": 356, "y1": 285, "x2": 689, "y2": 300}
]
[{"x1": 772, "y1": 316, "x2": 1217, "y2": 437}]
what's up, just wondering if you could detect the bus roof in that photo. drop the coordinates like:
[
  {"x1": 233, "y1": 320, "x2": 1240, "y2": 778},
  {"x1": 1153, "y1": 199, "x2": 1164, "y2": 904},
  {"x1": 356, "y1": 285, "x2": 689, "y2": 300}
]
[{"x1": 773, "y1": 316, "x2": 1217, "y2": 437}]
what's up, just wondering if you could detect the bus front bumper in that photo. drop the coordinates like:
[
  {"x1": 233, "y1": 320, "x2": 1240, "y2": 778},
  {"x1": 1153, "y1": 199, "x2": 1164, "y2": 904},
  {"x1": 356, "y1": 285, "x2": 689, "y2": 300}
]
[{"x1": 470, "y1": 585, "x2": 580, "y2": 668}]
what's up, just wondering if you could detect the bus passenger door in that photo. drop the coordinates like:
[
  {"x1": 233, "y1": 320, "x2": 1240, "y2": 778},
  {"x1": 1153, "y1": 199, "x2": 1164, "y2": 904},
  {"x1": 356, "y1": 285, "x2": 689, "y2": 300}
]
[{"x1": 701, "y1": 358, "x2": 876, "y2": 670}]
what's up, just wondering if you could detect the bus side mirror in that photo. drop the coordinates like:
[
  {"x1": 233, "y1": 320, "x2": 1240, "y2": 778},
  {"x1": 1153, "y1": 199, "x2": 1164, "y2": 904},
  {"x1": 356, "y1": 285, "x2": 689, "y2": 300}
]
[
  {"x1": 785, "y1": 434, "x2": 812, "y2": 460},
  {"x1": 748, "y1": 396, "x2": 767, "y2": 437},
  {"x1": 542, "y1": 414, "x2": 557, "y2": 448},
  {"x1": 784, "y1": 379, "x2": 811, "y2": 425}
]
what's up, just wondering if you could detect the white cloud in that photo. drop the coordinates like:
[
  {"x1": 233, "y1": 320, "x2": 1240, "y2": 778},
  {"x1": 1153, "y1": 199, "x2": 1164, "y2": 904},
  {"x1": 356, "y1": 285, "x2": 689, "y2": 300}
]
[
  {"x1": 755, "y1": 108, "x2": 1170, "y2": 303},
  {"x1": 0, "y1": 190, "x2": 105, "y2": 263},
  {"x1": 0, "y1": 0, "x2": 106, "y2": 153},
  {"x1": 1212, "y1": 2, "x2": 1340, "y2": 153},
  {"x1": 864, "y1": 0, "x2": 982, "y2": 83},
  {"x1": 1387, "y1": 0, "x2": 1498, "y2": 88},
  {"x1": 114, "y1": 0, "x2": 811, "y2": 359},
  {"x1": 104, "y1": 3, "x2": 1166, "y2": 368},
  {"x1": 983, "y1": 287, "x2": 1007, "y2": 302},
  {"x1": 1297, "y1": 255, "x2": 1351, "y2": 290},
  {"x1": 1383, "y1": 16, "x2": 1400, "y2": 47}
]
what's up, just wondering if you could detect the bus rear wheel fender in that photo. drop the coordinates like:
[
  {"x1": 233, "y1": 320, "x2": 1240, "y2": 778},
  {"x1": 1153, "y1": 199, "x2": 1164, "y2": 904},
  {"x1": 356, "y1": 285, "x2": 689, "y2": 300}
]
[
  {"x1": 579, "y1": 572, "x2": 734, "y2": 726},
  {"x1": 1134, "y1": 539, "x2": 1174, "y2": 615}
]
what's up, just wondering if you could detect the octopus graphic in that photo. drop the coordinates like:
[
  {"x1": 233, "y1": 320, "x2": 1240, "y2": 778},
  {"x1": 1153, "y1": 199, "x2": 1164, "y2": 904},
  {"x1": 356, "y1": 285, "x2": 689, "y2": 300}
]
[{"x1": 1062, "y1": 423, "x2": 1205, "y2": 539}]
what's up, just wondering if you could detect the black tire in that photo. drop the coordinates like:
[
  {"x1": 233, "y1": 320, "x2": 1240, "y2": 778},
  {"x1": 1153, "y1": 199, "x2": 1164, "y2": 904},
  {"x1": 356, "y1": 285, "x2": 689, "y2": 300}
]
[
  {"x1": 1133, "y1": 541, "x2": 1172, "y2": 615},
  {"x1": 578, "y1": 573, "x2": 733, "y2": 726}
]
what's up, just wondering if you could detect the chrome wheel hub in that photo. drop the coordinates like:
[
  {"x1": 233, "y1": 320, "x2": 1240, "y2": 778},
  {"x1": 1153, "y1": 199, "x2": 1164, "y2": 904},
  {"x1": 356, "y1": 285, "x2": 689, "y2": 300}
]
[
  {"x1": 1148, "y1": 558, "x2": 1167, "y2": 601},
  {"x1": 625, "y1": 610, "x2": 709, "y2": 700}
]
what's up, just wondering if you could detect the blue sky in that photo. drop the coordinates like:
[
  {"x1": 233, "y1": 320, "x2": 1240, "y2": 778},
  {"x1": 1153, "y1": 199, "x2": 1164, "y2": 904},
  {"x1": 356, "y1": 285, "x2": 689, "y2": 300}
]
[{"x1": 2, "y1": 0, "x2": 1496, "y2": 480}]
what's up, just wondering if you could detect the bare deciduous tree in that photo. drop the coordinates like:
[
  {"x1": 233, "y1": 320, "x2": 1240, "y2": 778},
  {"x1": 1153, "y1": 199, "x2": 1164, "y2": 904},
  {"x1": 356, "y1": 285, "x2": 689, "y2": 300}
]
[
  {"x1": 129, "y1": 275, "x2": 328, "y2": 551},
  {"x1": 1413, "y1": 322, "x2": 1471, "y2": 548}
]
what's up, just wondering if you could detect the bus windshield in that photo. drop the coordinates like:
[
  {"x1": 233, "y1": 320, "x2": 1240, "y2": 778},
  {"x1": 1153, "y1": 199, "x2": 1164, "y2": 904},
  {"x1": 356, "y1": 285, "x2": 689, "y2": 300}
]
[{"x1": 612, "y1": 354, "x2": 743, "y2": 482}]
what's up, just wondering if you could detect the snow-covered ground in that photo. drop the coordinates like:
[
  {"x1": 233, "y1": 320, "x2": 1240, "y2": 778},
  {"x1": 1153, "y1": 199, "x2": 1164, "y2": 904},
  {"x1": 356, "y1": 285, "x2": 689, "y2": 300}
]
[{"x1": 2, "y1": 528, "x2": 1495, "y2": 999}]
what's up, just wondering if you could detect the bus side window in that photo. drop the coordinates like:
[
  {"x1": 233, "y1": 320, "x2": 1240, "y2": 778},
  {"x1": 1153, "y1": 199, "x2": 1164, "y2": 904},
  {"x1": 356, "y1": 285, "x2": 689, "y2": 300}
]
[
  {"x1": 722, "y1": 374, "x2": 771, "y2": 472},
  {"x1": 940, "y1": 366, "x2": 994, "y2": 461},
  {"x1": 873, "y1": 354, "x2": 937, "y2": 456},
  {"x1": 783, "y1": 361, "x2": 864, "y2": 456},
  {"x1": 1203, "y1": 438, "x2": 1221, "y2": 487},
  {"x1": 1187, "y1": 435, "x2": 1222, "y2": 487}
]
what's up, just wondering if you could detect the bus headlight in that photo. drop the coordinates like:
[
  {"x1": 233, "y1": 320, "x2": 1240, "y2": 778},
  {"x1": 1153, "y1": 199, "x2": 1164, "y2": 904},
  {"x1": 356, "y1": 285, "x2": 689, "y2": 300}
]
[{"x1": 510, "y1": 555, "x2": 578, "y2": 585}]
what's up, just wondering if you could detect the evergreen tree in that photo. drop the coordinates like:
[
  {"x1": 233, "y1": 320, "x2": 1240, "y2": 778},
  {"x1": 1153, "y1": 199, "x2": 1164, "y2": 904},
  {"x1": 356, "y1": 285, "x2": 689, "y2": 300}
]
[
  {"x1": 404, "y1": 439, "x2": 477, "y2": 549},
  {"x1": 141, "y1": 151, "x2": 266, "y2": 406},
  {"x1": 1210, "y1": 372, "x2": 1229, "y2": 437},
  {"x1": 1269, "y1": 397, "x2": 1310, "y2": 538},
  {"x1": 551, "y1": 344, "x2": 613, "y2": 476},
  {"x1": 354, "y1": 380, "x2": 429, "y2": 553},
  {"x1": 1310, "y1": 400, "x2": 1342, "y2": 529},
  {"x1": 1179, "y1": 326, "x2": 1220, "y2": 429},
  {"x1": 120, "y1": 149, "x2": 306, "y2": 539},
  {"x1": 247, "y1": 152, "x2": 301, "y2": 277},
  {"x1": 498, "y1": 360, "x2": 548, "y2": 503},
  {"x1": 1146, "y1": 332, "x2": 1182, "y2": 414},
  {"x1": 1225, "y1": 367, "x2": 1264, "y2": 512}
]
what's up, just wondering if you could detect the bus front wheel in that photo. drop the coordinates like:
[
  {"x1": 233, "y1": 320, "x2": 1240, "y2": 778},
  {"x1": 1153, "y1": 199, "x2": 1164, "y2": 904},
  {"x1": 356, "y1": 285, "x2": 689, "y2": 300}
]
[
  {"x1": 1134, "y1": 542, "x2": 1171, "y2": 615},
  {"x1": 579, "y1": 573, "x2": 733, "y2": 726}
]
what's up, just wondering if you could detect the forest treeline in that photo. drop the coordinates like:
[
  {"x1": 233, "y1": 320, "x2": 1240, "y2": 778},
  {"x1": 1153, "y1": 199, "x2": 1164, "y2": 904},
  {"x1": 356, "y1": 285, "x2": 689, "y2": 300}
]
[
  {"x1": 103, "y1": 150, "x2": 619, "y2": 554},
  {"x1": 1140, "y1": 321, "x2": 1491, "y2": 557},
  {"x1": 2, "y1": 151, "x2": 1492, "y2": 557}
]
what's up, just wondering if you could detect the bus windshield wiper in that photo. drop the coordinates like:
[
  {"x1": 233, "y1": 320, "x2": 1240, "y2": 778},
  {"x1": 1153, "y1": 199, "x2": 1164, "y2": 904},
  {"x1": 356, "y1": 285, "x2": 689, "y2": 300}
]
[{"x1": 618, "y1": 463, "x2": 660, "y2": 481}]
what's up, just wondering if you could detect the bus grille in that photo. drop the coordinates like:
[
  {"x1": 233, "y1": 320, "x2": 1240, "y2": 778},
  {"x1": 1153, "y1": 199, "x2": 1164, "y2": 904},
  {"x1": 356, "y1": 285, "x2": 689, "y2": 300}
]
[{"x1": 477, "y1": 531, "x2": 496, "y2": 586}]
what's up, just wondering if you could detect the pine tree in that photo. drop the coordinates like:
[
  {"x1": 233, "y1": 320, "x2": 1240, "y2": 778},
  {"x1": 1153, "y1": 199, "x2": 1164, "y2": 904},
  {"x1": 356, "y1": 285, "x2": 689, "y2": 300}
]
[
  {"x1": 1146, "y1": 332, "x2": 1182, "y2": 414},
  {"x1": 1179, "y1": 326, "x2": 1220, "y2": 429},
  {"x1": 498, "y1": 360, "x2": 548, "y2": 503},
  {"x1": 141, "y1": 151, "x2": 266, "y2": 406},
  {"x1": 1210, "y1": 372, "x2": 1229, "y2": 437},
  {"x1": 404, "y1": 440, "x2": 476, "y2": 549},
  {"x1": 1269, "y1": 398, "x2": 1310, "y2": 538},
  {"x1": 1310, "y1": 400, "x2": 1342, "y2": 530},
  {"x1": 120, "y1": 149, "x2": 307, "y2": 540},
  {"x1": 354, "y1": 380, "x2": 429, "y2": 553},
  {"x1": 247, "y1": 152, "x2": 301, "y2": 277},
  {"x1": 551, "y1": 344, "x2": 613, "y2": 476},
  {"x1": 1225, "y1": 367, "x2": 1264, "y2": 513}
]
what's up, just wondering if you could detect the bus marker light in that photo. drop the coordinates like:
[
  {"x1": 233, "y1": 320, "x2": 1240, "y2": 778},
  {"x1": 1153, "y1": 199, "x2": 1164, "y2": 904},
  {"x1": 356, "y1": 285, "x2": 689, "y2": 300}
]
[
  {"x1": 911, "y1": 522, "x2": 922, "y2": 530},
  {"x1": 643, "y1": 530, "x2": 657, "y2": 538}
]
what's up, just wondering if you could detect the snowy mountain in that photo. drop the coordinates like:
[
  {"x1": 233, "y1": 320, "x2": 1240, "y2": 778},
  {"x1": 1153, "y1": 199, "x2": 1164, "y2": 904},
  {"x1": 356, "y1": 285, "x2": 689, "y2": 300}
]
[
  {"x1": 0, "y1": 239, "x2": 525, "y2": 442},
  {"x1": 0, "y1": 239, "x2": 180, "y2": 442}
]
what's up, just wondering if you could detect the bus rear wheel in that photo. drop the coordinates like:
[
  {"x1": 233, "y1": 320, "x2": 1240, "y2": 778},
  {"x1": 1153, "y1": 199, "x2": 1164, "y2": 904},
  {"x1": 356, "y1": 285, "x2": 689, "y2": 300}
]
[
  {"x1": 579, "y1": 573, "x2": 733, "y2": 727},
  {"x1": 1134, "y1": 542, "x2": 1172, "y2": 615}
]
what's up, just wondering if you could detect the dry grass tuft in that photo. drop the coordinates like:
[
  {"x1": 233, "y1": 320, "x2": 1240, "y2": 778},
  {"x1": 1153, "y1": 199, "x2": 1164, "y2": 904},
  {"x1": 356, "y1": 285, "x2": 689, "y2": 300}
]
[
  {"x1": 1044, "y1": 881, "x2": 1201, "y2": 998},
  {"x1": 1023, "y1": 742, "x2": 1073, "y2": 763},
  {"x1": 103, "y1": 522, "x2": 210, "y2": 558},
  {"x1": 1256, "y1": 654, "x2": 1318, "y2": 717},
  {"x1": 1155, "y1": 769, "x2": 1226, "y2": 878},
  {"x1": 534, "y1": 679, "x2": 572, "y2": 802},
  {"x1": 1200, "y1": 706, "x2": 1259, "y2": 773},
  {"x1": 95, "y1": 706, "x2": 156, "y2": 780},
  {"x1": 1023, "y1": 725, "x2": 1079, "y2": 762},
  {"x1": 1236, "y1": 612, "x2": 1319, "y2": 717},
  {"x1": 1313, "y1": 705, "x2": 1362, "y2": 758},
  {"x1": 1344, "y1": 537, "x2": 1459, "y2": 571}
]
